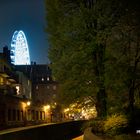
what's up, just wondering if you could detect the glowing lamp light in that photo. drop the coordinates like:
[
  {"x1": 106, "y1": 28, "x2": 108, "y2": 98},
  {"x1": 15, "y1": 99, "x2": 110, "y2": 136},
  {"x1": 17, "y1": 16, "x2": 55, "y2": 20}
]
[
  {"x1": 27, "y1": 101, "x2": 31, "y2": 106},
  {"x1": 21, "y1": 102, "x2": 26, "y2": 109},
  {"x1": 64, "y1": 108, "x2": 70, "y2": 113},
  {"x1": 44, "y1": 105, "x2": 50, "y2": 110}
]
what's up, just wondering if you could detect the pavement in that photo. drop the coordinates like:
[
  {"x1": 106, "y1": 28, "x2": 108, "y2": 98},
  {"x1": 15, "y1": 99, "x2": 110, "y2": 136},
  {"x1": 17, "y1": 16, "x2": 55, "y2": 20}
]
[
  {"x1": 83, "y1": 128, "x2": 103, "y2": 140},
  {"x1": 72, "y1": 135, "x2": 83, "y2": 140},
  {"x1": 73, "y1": 127, "x2": 103, "y2": 140}
]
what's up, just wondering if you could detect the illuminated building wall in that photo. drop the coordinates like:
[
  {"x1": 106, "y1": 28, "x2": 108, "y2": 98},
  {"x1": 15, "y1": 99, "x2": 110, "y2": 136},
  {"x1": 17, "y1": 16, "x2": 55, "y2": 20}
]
[{"x1": 11, "y1": 30, "x2": 30, "y2": 65}]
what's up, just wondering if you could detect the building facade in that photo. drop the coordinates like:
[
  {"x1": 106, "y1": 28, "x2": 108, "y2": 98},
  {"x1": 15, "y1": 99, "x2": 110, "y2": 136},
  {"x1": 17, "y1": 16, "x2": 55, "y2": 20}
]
[
  {"x1": 15, "y1": 63, "x2": 59, "y2": 105},
  {"x1": 0, "y1": 47, "x2": 59, "y2": 129}
]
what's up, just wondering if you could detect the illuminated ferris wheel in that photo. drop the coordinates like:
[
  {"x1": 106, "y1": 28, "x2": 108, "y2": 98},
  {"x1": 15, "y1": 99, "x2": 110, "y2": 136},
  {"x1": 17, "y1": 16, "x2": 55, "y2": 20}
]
[{"x1": 10, "y1": 30, "x2": 30, "y2": 65}]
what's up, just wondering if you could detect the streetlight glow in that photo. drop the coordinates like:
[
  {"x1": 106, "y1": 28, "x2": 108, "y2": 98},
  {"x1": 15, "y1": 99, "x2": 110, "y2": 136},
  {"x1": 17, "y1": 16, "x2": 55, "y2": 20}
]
[{"x1": 27, "y1": 101, "x2": 31, "y2": 106}]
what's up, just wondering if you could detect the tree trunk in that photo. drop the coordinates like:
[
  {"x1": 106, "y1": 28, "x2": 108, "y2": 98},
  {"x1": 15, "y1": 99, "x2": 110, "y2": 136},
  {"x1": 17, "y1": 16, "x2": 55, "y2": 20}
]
[
  {"x1": 94, "y1": 44, "x2": 107, "y2": 118},
  {"x1": 96, "y1": 88, "x2": 107, "y2": 117}
]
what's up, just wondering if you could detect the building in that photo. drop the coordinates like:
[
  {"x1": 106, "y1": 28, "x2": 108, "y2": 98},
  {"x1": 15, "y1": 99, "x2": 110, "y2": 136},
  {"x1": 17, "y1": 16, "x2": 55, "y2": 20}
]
[
  {"x1": 0, "y1": 46, "x2": 59, "y2": 129},
  {"x1": 15, "y1": 62, "x2": 60, "y2": 121},
  {"x1": 15, "y1": 62, "x2": 59, "y2": 105},
  {"x1": 0, "y1": 46, "x2": 28, "y2": 128},
  {"x1": 0, "y1": 46, "x2": 18, "y2": 96}
]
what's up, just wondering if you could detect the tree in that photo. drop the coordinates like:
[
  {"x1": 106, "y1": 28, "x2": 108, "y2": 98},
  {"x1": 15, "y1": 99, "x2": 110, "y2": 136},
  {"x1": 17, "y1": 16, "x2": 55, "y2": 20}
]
[
  {"x1": 45, "y1": 0, "x2": 118, "y2": 117},
  {"x1": 45, "y1": 0, "x2": 140, "y2": 119},
  {"x1": 106, "y1": 1, "x2": 140, "y2": 118}
]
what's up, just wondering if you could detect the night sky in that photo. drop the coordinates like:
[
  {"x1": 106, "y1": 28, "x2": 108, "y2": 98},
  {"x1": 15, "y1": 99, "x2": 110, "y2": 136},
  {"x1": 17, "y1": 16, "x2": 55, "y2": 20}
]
[{"x1": 0, "y1": 0, "x2": 49, "y2": 64}]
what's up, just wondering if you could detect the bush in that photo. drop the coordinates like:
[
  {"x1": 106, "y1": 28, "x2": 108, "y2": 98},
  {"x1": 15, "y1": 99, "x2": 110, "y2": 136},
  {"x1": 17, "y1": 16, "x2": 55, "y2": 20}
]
[
  {"x1": 82, "y1": 118, "x2": 105, "y2": 134},
  {"x1": 114, "y1": 134, "x2": 131, "y2": 140},
  {"x1": 104, "y1": 114, "x2": 128, "y2": 136},
  {"x1": 91, "y1": 119, "x2": 105, "y2": 134}
]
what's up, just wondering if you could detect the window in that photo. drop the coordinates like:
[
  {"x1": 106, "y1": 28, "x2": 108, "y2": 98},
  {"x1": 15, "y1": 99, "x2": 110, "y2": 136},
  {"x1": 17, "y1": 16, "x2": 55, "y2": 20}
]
[
  {"x1": 0, "y1": 77, "x2": 3, "y2": 85},
  {"x1": 27, "y1": 109, "x2": 31, "y2": 121},
  {"x1": 40, "y1": 111, "x2": 42, "y2": 120},
  {"x1": 13, "y1": 109, "x2": 16, "y2": 121},
  {"x1": 8, "y1": 109, "x2": 12, "y2": 121},
  {"x1": 47, "y1": 77, "x2": 50, "y2": 81},
  {"x1": 53, "y1": 85, "x2": 56, "y2": 90},
  {"x1": 21, "y1": 110, "x2": 23, "y2": 121},
  {"x1": 6, "y1": 81, "x2": 10, "y2": 85},
  {"x1": 0, "y1": 110, "x2": 5, "y2": 123},
  {"x1": 17, "y1": 110, "x2": 20, "y2": 121},
  {"x1": 42, "y1": 111, "x2": 45, "y2": 120},
  {"x1": 36, "y1": 85, "x2": 38, "y2": 90},
  {"x1": 31, "y1": 110, "x2": 35, "y2": 120},
  {"x1": 36, "y1": 111, "x2": 39, "y2": 120},
  {"x1": 16, "y1": 85, "x2": 20, "y2": 95},
  {"x1": 28, "y1": 80, "x2": 30, "y2": 86}
]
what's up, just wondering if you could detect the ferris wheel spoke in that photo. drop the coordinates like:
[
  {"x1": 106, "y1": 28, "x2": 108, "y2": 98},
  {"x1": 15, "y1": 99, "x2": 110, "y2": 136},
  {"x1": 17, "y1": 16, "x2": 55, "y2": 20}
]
[{"x1": 10, "y1": 30, "x2": 30, "y2": 65}]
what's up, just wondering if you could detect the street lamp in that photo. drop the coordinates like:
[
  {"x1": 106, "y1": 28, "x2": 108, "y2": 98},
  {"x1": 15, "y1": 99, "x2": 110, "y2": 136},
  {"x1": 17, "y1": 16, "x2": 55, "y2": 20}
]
[
  {"x1": 44, "y1": 105, "x2": 51, "y2": 111},
  {"x1": 27, "y1": 101, "x2": 31, "y2": 106}
]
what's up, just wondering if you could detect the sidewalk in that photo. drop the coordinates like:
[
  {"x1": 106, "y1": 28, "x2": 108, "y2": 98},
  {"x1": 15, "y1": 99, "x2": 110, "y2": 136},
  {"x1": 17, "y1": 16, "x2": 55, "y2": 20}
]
[
  {"x1": 84, "y1": 128, "x2": 102, "y2": 140},
  {"x1": 72, "y1": 135, "x2": 83, "y2": 140},
  {"x1": 72, "y1": 128, "x2": 103, "y2": 140}
]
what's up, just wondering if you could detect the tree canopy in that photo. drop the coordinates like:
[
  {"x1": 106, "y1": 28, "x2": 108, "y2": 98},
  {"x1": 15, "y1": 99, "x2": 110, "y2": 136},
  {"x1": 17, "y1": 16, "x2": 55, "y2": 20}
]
[{"x1": 45, "y1": 0, "x2": 140, "y2": 118}]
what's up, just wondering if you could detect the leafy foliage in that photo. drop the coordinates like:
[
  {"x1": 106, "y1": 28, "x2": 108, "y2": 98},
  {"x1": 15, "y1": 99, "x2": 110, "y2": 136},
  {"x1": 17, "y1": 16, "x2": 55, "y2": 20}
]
[
  {"x1": 45, "y1": 0, "x2": 140, "y2": 119},
  {"x1": 104, "y1": 114, "x2": 128, "y2": 136}
]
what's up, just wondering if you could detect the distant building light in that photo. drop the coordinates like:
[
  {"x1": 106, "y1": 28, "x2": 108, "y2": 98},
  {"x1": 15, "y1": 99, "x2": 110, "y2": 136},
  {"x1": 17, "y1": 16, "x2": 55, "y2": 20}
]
[
  {"x1": 47, "y1": 77, "x2": 50, "y2": 81},
  {"x1": 44, "y1": 105, "x2": 50, "y2": 110},
  {"x1": 41, "y1": 78, "x2": 44, "y2": 81},
  {"x1": 136, "y1": 130, "x2": 140, "y2": 134},
  {"x1": 36, "y1": 85, "x2": 38, "y2": 90},
  {"x1": 16, "y1": 85, "x2": 20, "y2": 95}
]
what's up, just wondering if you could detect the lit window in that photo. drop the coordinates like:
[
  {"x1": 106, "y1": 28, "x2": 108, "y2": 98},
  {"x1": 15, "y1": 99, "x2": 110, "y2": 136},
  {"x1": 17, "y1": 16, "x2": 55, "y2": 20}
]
[
  {"x1": 53, "y1": 85, "x2": 56, "y2": 90},
  {"x1": 36, "y1": 85, "x2": 38, "y2": 90},
  {"x1": 28, "y1": 80, "x2": 30, "y2": 86},
  {"x1": 6, "y1": 81, "x2": 10, "y2": 85},
  {"x1": 16, "y1": 85, "x2": 20, "y2": 95},
  {"x1": 41, "y1": 78, "x2": 44, "y2": 81},
  {"x1": 47, "y1": 77, "x2": 50, "y2": 81},
  {"x1": 0, "y1": 77, "x2": 4, "y2": 85}
]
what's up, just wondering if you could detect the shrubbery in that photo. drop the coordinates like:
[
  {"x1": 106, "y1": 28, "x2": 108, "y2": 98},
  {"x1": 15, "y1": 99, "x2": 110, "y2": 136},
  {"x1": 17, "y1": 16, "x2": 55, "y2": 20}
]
[
  {"x1": 91, "y1": 119, "x2": 105, "y2": 134},
  {"x1": 104, "y1": 114, "x2": 128, "y2": 136},
  {"x1": 83, "y1": 114, "x2": 128, "y2": 136},
  {"x1": 82, "y1": 118, "x2": 105, "y2": 134}
]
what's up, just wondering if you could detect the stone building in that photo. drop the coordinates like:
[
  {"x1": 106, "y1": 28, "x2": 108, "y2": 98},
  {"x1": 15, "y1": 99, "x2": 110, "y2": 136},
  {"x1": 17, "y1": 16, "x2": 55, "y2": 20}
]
[
  {"x1": 15, "y1": 63, "x2": 59, "y2": 106},
  {"x1": 0, "y1": 46, "x2": 59, "y2": 129}
]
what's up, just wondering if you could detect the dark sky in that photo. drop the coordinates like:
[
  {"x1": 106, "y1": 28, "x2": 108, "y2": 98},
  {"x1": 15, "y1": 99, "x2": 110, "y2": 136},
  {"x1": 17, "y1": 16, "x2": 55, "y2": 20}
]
[{"x1": 0, "y1": 0, "x2": 49, "y2": 64}]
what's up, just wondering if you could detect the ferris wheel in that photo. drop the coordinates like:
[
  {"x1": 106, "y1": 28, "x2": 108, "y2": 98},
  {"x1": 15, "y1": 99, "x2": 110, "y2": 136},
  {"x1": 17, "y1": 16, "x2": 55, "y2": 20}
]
[{"x1": 10, "y1": 30, "x2": 30, "y2": 65}]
